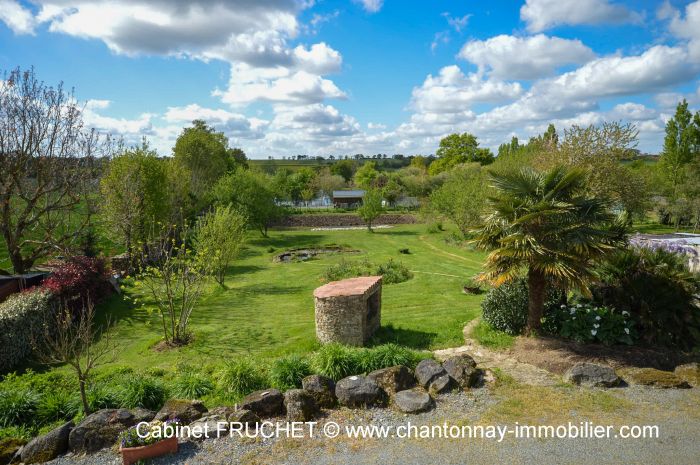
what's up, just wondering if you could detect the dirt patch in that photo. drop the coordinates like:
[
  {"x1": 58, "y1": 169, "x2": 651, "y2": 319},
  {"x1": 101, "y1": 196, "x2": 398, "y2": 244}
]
[
  {"x1": 510, "y1": 336, "x2": 700, "y2": 375},
  {"x1": 273, "y1": 213, "x2": 417, "y2": 228}
]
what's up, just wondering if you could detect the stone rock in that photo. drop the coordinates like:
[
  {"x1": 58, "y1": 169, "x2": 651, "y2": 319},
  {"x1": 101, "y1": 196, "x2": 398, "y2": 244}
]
[
  {"x1": 69, "y1": 409, "x2": 154, "y2": 454},
  {"x1": 228, "y1": 409, "x2": 260, "y2": 426},
  {"x1": 442, "y1": 355, "x2": 480, "y2": 389},
  {"x1": 335, "y1": 375, "x2": 384, "y2": 408},
  {"x1": 367, "y1": 366, "x2": 415, "y2": 395},
  {"x1": 284, "y1": 389, "x2": 319, "y2": 421},
  {"x1": 624, "y1": 368, "x2": 691, "y2": 389},
  {"x1": 302, "y1": 375, "x2": 337, "y2": 408},
  {"x1": 393, "y1": 389, "x2": 433, "y2": 414},
  {"x1": 429, "y1": 374, "x2": 454, "y2": 395},
  {"x1": 209, "y1": 406, "x2": 237, "y2": 419},
  {"x1": 21, "y1": 421, "x2": 73, "y2": 464},
  {"x1": 240, "y1": 389, "x2": 285, "y2": 417},
  {"x1": 563, "y1": 363, "x2": 622, "y2": 388},
  {"x1": 155, "y1": 399, "x2": 208, "y2": 424},
  {"x1": 415, "y1": 359, "x2": 447, "y2": 388},
  {"x1": 0, "y1": 438, "x2": 25, "y2": 465},
  {"x1": 187, "y1": 415, "x2": 229, "y2": 441},
  {"x1": 674, "y1": 363, "x2": 700, "y2": 387}
]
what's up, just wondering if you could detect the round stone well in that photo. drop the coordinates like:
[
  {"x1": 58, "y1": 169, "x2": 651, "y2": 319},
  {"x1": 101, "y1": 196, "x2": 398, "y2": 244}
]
[{"x1": 313, "y1": 276, "x2": 382, "y2": 346}]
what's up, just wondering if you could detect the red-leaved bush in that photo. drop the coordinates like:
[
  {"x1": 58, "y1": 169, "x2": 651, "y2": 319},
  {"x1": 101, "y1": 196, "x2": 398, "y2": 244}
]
[{"x1": 42, "y1": 256, "x2": 112, "y2": 310}]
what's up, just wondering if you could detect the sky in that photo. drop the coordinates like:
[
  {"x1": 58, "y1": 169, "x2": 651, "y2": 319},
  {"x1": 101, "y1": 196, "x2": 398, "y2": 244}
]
[{"x1": 1, "y1": 0, "x2": 700, "y2": 158}]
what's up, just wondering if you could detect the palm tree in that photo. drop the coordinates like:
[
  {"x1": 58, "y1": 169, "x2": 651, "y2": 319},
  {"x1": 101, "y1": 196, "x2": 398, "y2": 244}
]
[{"x1": 472, "y1": 166, "x2": 627, "y2": 335}]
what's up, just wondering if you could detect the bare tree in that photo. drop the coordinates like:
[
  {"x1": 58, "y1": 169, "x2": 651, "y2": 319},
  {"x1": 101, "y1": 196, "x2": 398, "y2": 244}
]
[
  {"x1": 0, "y1": 67, "x2": 112, "y2": 274},
  {"x1": 34, "y1": 301, "x2": 115, "y2": 414}
]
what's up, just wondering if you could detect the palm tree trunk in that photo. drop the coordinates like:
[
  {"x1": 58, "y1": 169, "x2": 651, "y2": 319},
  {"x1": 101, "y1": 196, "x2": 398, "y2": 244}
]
[{"x1": 526, "y1": 267, "x2": 546, "y2": 335}]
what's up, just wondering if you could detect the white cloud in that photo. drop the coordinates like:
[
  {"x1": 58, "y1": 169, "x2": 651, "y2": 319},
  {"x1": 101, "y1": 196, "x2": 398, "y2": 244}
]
[
  {"x1": 664, "y1": 0, "x2": 700, "y2": 61},
  {"x1": 410, "y1": 65, "x2": 523, "y2": 114},
  {"x1": 521, "y1": 0, "x2": 640, "y2": 32},
  {"x1": 459, "y1": 34, "x2": 595, "y2": 80},
  {"x1": 355, "y1": 0, "x2": 383, "y2": 14},
  {"x1": 443, "y1": 13, "x2": 470, "y2": 33},
  {"x1": 0, "y1": 0, "x2": 36, "y2": 34},
  {"x1": 164, "y1": 103, "x2": 269, "y2": 139}
]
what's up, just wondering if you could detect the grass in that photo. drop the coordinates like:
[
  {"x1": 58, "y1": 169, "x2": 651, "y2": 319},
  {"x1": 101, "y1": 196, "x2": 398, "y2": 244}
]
[
  {"x1": 92, "y1": 223, "x2": 486, "y2": 372},
  {"x1": 471, "y1": 320, "x2": 516, "y2": 350}
]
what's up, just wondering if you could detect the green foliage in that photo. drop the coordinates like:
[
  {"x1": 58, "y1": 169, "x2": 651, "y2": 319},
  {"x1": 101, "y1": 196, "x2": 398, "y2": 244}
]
[
  {"x1": 86, "y1": 384, "x2": 121, "y2": 412},
  {"x1": 357, "y1": 188, "x2": 384, "y2": 231},
  {"x1": 195, "y1": 205, "x2": 247, "y2": 285},
  {"x1": 118, "y1": 376, "x2": 168, "y2": 410},
  {"x1": 429, "y1": 163, "x2": 488, "y2": 235},
  {"x1": 311, "y1": 344, "x2": 358, "y2": 380},
  {"x1": 322, "y1": 258, "x2": 412, "y2": 284},
  {"x1": 0, "y1": 388, "x2": 39, "y2": 427},
  {"x1": 430, "y1": 133, "x2": 494, "y2": 175},
  {"x1": 171, "y1": 372, "x2": 215, "y2": 399},
  {"x1": 0, "y1": 289, "x2": 54, "y2": 372},
  {"x1": 354, "y1": 161, "x2": 380, "y2": 189},
  {"x1": 481, "y1": 278, "x2": 563, "y2": 335},
  {"x1": 542, "y1": 302, "x2": 636, "y2": 345},
  {"x1": 330, "y1": 159, "x2": 356, "y2": 182},
  {"x1": 213, "y1": 169, "x2": 282, "y2": 236},
  {"x1": 100, "y1": 142, "x2": 170, "y2": 253},
  {"x1": 173, "y1": 120, "x2": 230, "y2": 198},
  {"x1": 311, "y1": 343, "x2": 426, "y2": 380},
  {"x1": 217, "y1": 359, "x2": 268, "y2": 399},
  {"x1": 592, "y1": 247, "x2": 700, "y2": 349},
  {"x1": 36, "y1": 391, "x2": 80, "y2": 424},
  {"x1": 269, "y1": 355, "x2": 312, "y2": 390},
  {"x1": 119, "y1": 419, "x2": 180, "y2": 449}
]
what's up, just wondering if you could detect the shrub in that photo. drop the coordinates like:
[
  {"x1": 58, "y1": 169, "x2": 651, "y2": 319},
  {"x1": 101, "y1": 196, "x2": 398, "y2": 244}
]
[
  {"x1": 481, "y1": 278, "x2": 562, "y2": 335},
  {"x1": 171, "y1": 372, "x2": 215, "y2": 399},
  {"x1": 217, "y1": 359, "x2": 268, "y2": 398},
  {"x1": 86, "y1": 384, "x2": 121, "y2": 412},
  {"x1": 0, "y1": 389, "x2": 39, "y2": 427},
  {"x1": 118, "y1": 377, "x2": 168, "y2": 410},
  {"x1": 37, "y1": 391, "x2": 80, "y2": 424},
  {"x1": 269, "y1": 355, "x2": 312, "y2": 390},
  {"x1": 592, "y1": 247, "x2": 700, "y2": 349},
  {"x1": 41, "y1": 256, "x2": 112, "y2": 310},
  {"x1": 360, "y1": 344, "x2": 423, "y2": 372},
  {"x1": 0, "y1": 289, "x2": 54, "y2": 372},
  {"x1": 322, "y1": 259, "x2": 412, "y2": 285},
  {"x1": 542, "y1": 302, "x2": 636, "y2": 345},
  {"x1": 311, "y1": 344, "x2": 358, "y2": 381}
]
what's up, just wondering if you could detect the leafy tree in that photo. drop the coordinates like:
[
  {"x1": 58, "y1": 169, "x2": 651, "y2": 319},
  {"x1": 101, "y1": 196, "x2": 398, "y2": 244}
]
[
  {"x1": 330, "y1": 159, "x2": 356, "y2": 182},
  {"x1": 381, "y1": 175, "x2": 404, "y2": 206},
  {"x1": 227, "y1": 147, "x2": 248, "y2": 171},
  {"x1": 357, "y1": 189, "x2": 384, "y2": 231},
  {"x1": 289, "y1": 167, "x2": 317, "y2": 203},
  {"x1": 472, "y1": 166, "x2": 626, "y2": 335},
  {"x1": 0, "y1": 68, "x2": 109, "y2": 273},
  {"x1": 430, "y1": 163, "x2": 488, "y2": 236},
  {"x1": 354, "y1": 161, "x2": 380, "y2": 189},
  {"x1": 100, "y1": 142, "x2": 169, "y2": 256},
  {"x1": 314, "y1": 168, "x2": 346, "y2": 198},
  {"x1": 430, "y1": 133, "x2": 494, "y2": 175},
  {"x1": 194, "y1": 205, "x2": 247, "y2": 286},
  {"x1": 213, "y1": 169, "x2": 281, "y2": 236},
  {"x1": 173, "y1": 120, "x2": 229, "y2": 199}
]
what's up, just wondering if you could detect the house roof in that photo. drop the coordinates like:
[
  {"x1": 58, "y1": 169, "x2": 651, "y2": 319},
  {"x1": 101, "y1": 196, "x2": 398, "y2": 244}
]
[{"x1": 332, "y1": 190, "x2": 365, "y2": 198}]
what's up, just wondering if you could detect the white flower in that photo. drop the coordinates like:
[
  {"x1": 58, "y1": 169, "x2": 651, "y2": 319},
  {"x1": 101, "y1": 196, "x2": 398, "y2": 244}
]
[
  {"x1": 591, "y1": 329, "x2": 597, "y2": 336},
  {"x1": 576, "y1": 304, "x2": 582, "y2": 308},
  {"x1": 595, "y1": 316, "x2": 601, "y2": 321},
  {"x1": 624, "y1": 328, "x2": 630, "y2": 334},
  {"x1": 593, "y1": 324, "x2": 600, "y2": 328},
  {"x1": 570, "y1": 309, "x2": 576, "y2": 314},
  {"x1": 622, "y1": 311, "x2": 630, "y2": 316},
  {"x1": 572, "y1": 317, "x2": 576, "y2": 320},
  {"x1": 561, "y1": 304, "x2": 566, "y2": 309}
]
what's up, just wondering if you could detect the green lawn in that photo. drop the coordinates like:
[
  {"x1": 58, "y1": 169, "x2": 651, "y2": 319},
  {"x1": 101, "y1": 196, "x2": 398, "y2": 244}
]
[{"x1": 102, "y1": 224, "x2": 486, "y2": 370}]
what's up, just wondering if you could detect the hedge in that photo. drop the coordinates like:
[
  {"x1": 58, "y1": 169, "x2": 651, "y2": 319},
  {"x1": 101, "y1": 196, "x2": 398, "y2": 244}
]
[{"x1": 0, "y1": 290, "x2": 53, "y2": 373}]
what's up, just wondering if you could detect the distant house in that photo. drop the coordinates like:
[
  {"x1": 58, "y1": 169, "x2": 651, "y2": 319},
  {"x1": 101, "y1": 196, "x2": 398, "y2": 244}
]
[{"x1": 332, "y1": 190, "x2": 365, "y2": 208}]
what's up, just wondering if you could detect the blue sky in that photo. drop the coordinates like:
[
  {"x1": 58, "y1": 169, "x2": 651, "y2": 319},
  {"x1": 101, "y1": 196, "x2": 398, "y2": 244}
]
[{"x1": 1, "y1": 0, "x2": 700, "y2": 157}]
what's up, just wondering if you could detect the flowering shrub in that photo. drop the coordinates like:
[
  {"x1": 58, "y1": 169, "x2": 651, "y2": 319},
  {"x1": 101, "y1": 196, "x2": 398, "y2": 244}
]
[
  {"x1": 542, "y1": 302, "x2": 636, "y2": 346},
  {"x1": 42, "y1": 256, "x2": 112, "y2": 310},
  {"x1": 0, "y1": 289, "x2": 53, "y2": 372},
  {"x1": 119, "y1": 419, "x2": 180, "y2": 448}
]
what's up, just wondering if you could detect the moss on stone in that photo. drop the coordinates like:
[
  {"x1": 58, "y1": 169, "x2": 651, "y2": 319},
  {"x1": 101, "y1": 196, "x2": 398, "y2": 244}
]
[
  {"x1": 0, "y1": 437, "x2": 26, "y2": 464},
  {"x1": 622, "y1": 368, "x2": 691, "y2": 389}
]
